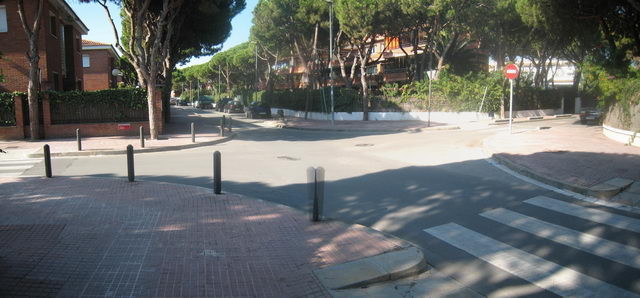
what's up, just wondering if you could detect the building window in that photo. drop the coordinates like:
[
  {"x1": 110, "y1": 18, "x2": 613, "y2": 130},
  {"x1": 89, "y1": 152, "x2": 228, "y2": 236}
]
[
  {"x1": 0, "y1": 6, "x2": 7, "y2": 33},
  {"x1": 50, "y1": 15, "x2": 57, "y2": 37},
  {"x1": 82, "y1": 55, "x2": 90, "y2": 68}
]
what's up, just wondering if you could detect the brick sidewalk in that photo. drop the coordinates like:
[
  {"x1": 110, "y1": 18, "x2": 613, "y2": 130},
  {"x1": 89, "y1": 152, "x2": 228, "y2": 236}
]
[
  {"x1": 0, "y1": 177, "x2": 404, "y2": 297},
  {"x1": 484, "y1": 124, "x2": 640, "y2": 188}
]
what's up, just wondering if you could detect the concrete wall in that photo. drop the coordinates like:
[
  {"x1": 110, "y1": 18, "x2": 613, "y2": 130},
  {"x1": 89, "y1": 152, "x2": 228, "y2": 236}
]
[
  {"x1": 272, "y1": 108, "x2": 562, "y2": 123},
  {"x1": 603, "y1": 124, "x2": 640, "y2": 147}
]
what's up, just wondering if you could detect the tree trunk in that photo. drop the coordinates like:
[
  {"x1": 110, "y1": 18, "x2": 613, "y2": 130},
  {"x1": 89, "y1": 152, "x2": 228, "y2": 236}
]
[
  {"x1": 162, "y1": 63, "x2": 174, "y2": 123},
  {"x1": 146, "y1": 82, "x2": 159, "y2": 139},
  {"x1": 27, "y1": 44, "x2": 40, "y2": 140},
  {"x1": 17, "y1": 0, "x2": 44, "y2": 140},
  {"x1": 360, "y1": 61, "x2": 369, "y2": 121}
]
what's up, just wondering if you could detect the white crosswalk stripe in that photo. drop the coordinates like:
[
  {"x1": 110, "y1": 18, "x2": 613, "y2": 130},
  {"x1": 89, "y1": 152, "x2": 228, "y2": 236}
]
[
  {"x1": 424, "y1": 223, "x2": 639, "y2": 297},
  {"x1": 526, "y1": 196, "x2": 640, "y2": 233},
  {"x1": 481, "y1": 208, "x2": 640, "y2": 270},
  {"x1": 0, "y1": 158, "x2": 40, "y2": 177}
]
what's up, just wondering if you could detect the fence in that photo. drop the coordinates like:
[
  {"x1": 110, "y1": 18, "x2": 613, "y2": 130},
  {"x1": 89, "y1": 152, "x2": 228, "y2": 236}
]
[{"x1": 51, "y1": 101, "x2": 148, "y2": 124}]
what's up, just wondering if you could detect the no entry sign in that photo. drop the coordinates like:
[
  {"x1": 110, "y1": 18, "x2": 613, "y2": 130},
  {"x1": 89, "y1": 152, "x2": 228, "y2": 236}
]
[{"x1": 504, "y1": 64, "x2": 519, "y2": 80}]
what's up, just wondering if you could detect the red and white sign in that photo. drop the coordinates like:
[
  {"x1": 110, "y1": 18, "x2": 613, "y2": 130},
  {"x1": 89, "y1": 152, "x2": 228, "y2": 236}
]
[
  {"x1": 117, "y1": 123, "x2": 131, "y2": 130},
  {"x1": 504, "y1": 64, "x2": 519, "y2": 80}
]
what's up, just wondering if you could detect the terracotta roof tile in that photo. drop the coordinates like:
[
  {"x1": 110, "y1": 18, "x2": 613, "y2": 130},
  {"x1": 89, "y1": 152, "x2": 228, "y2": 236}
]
[{"x1": 82, "y1": 39, "x2": 111, "y2": 47}]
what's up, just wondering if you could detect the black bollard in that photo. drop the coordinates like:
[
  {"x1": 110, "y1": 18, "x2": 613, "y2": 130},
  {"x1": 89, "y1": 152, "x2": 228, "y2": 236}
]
[
  {"x1": 76, "y1": 128, "x2": 81, "y2": 151},
  {"x1": 127, "y1": 145, "x2": 135, "y2": 182},
  {"x1": 191, "y1": 122, "x2": 195, "y2": 143},
  {"x1": 139, "y1": 126, "x2": 145, "y2": 148},
  {"x1": 219, "y1": 118, "x2": 225, "y2": 137},
  {"x1": 213, "y1": 151, "x2": 221, "y2": 194},
  {"x1": 228, "y1": 117, "x2": 232, "y2": 133},
  {"x1": 43, "y1": 144, "x2": 52, "y2": 178},
  {"x1": 308, "y1": 167, "x2": 325, "y2": 222}
]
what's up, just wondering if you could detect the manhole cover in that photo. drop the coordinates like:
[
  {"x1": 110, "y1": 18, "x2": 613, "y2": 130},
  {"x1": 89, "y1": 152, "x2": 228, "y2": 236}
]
[
  {"x1": 277, "y1": 156, "x2": 299, "y2": 161},
  {"x1": 355, "y1": 143, "x2": 374, "y2": 147}
]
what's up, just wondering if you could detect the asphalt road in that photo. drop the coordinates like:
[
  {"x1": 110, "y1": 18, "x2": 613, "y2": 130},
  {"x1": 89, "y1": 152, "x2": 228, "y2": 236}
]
[{"x1": 34, "y1": 107, "x2": 640, "y2": 297}]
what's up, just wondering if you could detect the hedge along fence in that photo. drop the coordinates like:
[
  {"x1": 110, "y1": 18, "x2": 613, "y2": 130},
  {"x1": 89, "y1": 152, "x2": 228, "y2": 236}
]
[
  {"x1": 260, "y1": 87, "x2": 362, "y2": 113},
  {"x1": 48, "y1": 88, "x2": 148, "y2": 124},
  {"x1": 260, "y1": 71, "x2": 563, "y2": 114},
  {"x1": 0, "y1": 92, "x2": 17, "y2": 126}
]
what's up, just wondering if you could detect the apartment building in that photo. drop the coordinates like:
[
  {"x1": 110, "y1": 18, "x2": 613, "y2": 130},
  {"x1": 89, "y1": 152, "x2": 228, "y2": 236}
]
[
  {"x1": 82, "y1": 40, "x2": 119, "y2": 91},
  {"x1": 0, "y1": 0, "x2": 88, "y2": 92}
]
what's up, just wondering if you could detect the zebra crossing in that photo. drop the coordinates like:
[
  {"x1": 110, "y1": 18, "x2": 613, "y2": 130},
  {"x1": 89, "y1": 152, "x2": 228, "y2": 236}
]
[
  {"x1": 0, "y1": 158, "x2": 41, "y2": 177},
  {"x1": 424, "y1": 195, "x2": 640, "y2": 297}
]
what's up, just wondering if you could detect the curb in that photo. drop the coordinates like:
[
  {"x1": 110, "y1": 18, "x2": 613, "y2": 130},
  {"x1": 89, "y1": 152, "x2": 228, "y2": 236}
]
[
  {"x1": 489, "y1": 115, "x2": 576, "y2": 126},
  {"x1": 26, "y1": 133, "x2": 236, "y2": 158},
  {"x1": 282, "y1": 124, "x2": 460, "y2": 133},
  {"x1": 490, "y1": 153, "x2": 626, "y2": 199},
  {"x1": 313, "y1": 246, "x2": 426, "y2": 290}
]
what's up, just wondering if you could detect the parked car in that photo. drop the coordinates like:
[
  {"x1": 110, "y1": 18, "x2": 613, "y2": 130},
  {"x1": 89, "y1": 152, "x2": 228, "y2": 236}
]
[
  {"x1": 170, "y1": 97, "x2": 179, "y2": 105},
  {"x1": 224, "y1": 101, "x2": 244, "y2": 113},
  {"x1": 579, "y1": 108, "x2": 602, "y2": 125},
  {"x1": 216, "y1": 98, "x2": 232, "y2": 112},
  {"x1": 194, "y1": 96, "x2": 214, "y2": 109},
  {"x1": 244, "y1": 102, "x2": 271, "y2": 119},
  {"x1": 178, "y1": 99, "x2": 189, "y2": 106}
]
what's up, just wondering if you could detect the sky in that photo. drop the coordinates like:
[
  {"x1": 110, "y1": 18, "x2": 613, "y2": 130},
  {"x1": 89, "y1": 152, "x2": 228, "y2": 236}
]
[{"x1": 67, "y1": 0, "x2": 259, "y2": 68}]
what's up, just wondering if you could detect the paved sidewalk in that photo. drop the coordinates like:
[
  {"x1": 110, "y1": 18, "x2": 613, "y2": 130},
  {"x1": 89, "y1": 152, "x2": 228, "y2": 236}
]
[
  {"x1": 484, "y1": 124, "x2": 640, "y2": 200},
  {"x1": 0, "y1": 108, "x2": 234, "y2": 159},
  {"x1": 0, "y1": 176, "x2": 418, "y2": 297}
]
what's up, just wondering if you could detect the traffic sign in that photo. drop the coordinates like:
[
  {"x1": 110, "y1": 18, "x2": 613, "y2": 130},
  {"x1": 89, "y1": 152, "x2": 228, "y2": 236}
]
[{"x1": 504, "y1": 64, "x2": 519, "y2": 80}]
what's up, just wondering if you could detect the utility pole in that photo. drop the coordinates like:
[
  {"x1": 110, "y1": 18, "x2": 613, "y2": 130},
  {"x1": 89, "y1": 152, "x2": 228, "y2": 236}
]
[
  {"x1": 218, "y1": 64, "x2": 221, "y2": 100},
  {"x1": 255, "y1": 42, "x2": 258, "y2": 103},
  {"x1": 327, "y1": 0, "x2": 335, "y2": 125}
]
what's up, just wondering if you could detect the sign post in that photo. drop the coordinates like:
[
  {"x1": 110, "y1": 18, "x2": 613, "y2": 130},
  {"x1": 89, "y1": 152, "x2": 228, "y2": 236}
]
[{"x1": 504, "y1": 64, "x2": 519, "y2": 134}]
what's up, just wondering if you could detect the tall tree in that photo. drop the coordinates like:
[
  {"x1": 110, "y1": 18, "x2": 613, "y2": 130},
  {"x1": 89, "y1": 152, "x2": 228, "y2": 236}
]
[
  {"x1": 17, "y1": 0, "x2": 43, "y2": 140},
  {"x1": 84, "y1": 0, "x2": 244, "y2": 139},
  {"x1": 335, "y1": 0, "x2": 396, "y2": 120}
]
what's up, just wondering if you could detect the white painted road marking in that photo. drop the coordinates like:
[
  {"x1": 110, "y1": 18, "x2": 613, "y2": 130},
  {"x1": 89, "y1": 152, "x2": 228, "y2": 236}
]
[
  {"x1": 0, "y1": 159, "x2": 40, "y2": 177},
  {"x1": 526, "y1": 196, "x2": 640, "y2": 233},
  {"x1": 424, "y1": 223, "x2": 639, "y2": 297},
  {"x1": 481, "y1": 208, "x2": 640, "y2": 270}
]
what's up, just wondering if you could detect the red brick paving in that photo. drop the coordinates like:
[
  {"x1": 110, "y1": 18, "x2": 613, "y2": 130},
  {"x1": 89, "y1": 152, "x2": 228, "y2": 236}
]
[
  {"x1": 0, "y1": 177, "x2": 404, "y2": 297},
  {"x1": 485, "y1": 124, "x2": 640, "y2": 187}
]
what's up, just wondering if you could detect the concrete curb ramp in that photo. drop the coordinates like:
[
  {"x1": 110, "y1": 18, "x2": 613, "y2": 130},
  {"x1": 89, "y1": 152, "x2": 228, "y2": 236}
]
[
  {"x1": 26, "y1": 134, "x2": 236, "y2": 158},
  {"x1": 313, "y1": 246, "x2": 426, "y2": 290}
]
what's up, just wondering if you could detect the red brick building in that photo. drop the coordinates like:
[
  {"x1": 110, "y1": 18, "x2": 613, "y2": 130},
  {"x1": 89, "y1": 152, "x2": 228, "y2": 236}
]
[
  {"x1": 81, "y1": 40, "x2": 119, "y2": 91},
  {"x1": 0, "y1": 0, "x2": 88, "y2": 93}
]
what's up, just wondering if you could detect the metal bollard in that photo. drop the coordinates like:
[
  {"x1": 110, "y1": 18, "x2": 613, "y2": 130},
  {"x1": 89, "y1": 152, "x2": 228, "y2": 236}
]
[
  {"x1": 213, "y1": 151, "x2": 221, "y2": 194},
  {"x1": 191, "y1": 122, "x2": 195, "y2": 143},
  {"x1": 43, "y1": 144, "x2": 52, "y2": 178},
  {"x1": 219, "y1": 118, "x2": 225, "y2": 137},
  {"x1": 308, "y1": 167, "x2": 325, "y2": 222},
  {"x1": 228, "y1": 117, "x2": 232, "y2": 133},
  {"x1": 76, "y1": 128, "x2": 82, "y2": 151},
  {"x1": 139, "y1": 126, "x2": 145, "y2": 148},
  {"x1": 127, "y1": 145, "x2": 135, "y2": 182}
]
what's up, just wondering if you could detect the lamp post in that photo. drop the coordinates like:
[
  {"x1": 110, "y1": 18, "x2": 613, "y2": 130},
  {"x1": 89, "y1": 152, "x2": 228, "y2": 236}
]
[
  {"x1": 255, "y1": 42, "x2": 258, "y2": 103},
  {"x1": 326, "y1": 0, "x2": 335, "y2": 125}
]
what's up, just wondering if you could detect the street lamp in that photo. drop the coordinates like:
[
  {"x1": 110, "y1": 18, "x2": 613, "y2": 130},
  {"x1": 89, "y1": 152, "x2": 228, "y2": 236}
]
[{"x1": 326, "y1": 0, "x2": 335, "y2": 125}]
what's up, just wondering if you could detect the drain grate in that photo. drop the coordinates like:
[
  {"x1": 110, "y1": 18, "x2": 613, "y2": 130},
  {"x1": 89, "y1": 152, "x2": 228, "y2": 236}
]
[
  {"x1": 277, "y1": 156, "x2": 300, "y2": 161},
  {"x1": 355, "y1": 143, "x2": 374, "y2": 147}
]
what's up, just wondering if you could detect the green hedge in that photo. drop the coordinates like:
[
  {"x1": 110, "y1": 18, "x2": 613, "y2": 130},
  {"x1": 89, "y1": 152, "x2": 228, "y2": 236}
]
[
  {"x1": 260, "y1": 87, "x2": 362, "y2": 113},
  {"x1": 48, "y1": 88, "x2": 148, "y2": 124},
  {"x1": 0, "y1": 92, "x2": 16, "y2": 126}
]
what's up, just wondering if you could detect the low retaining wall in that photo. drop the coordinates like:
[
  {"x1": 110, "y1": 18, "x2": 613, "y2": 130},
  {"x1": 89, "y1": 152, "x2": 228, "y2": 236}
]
[
  {"x1": 0, "y1": 126, "x2": 23, "y2": 140},
  {"x1": 603, "y1": 124, "x2": 640, "y2": 147},
  {"x1": 44, "y1": 122, "x2": 151, "y2": 138},
  {"x1": 272, "y1": 108, "x2": 561, "y2": 123}
]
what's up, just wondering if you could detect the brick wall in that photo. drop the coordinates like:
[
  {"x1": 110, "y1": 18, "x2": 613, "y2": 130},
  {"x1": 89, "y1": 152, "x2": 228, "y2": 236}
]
[
  {"x1": 0, "y1": 0, "x2": 83, "y2": 93},
  {"x1": 82, "y1": 49, "x2": 114, "y2": 91}
]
